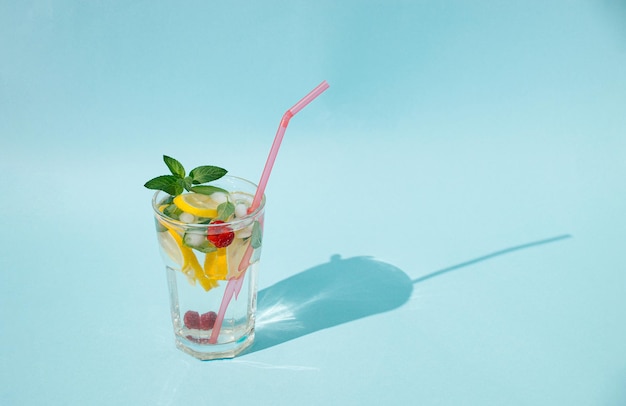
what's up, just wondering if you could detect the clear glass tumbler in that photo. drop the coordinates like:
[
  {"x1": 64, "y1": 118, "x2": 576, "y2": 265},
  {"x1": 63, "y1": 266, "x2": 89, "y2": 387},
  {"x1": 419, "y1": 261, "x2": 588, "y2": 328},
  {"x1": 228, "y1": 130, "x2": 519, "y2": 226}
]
[{"x1": 151, "y1": 175, "x2": 265, "y2": 360}]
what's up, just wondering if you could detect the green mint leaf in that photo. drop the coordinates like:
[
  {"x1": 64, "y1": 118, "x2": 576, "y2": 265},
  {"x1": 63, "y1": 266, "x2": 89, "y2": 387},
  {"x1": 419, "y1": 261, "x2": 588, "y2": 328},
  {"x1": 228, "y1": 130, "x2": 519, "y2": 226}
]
[
  {"x1": 216, "y1": 201, "x2": 235, "y2": 221},
  {"x1": 251, "y1": 221, "x2": 262, "y2": 249},
  {"x1": 145, "y1": 156, "x2": 229, "y2": 198},
  {"x1": 189, "y1": 165, "x2": 227, "y2": 184},
  {"x1": 195, "y1": 243, "x2": 218, "y2": 254},
  {"x1": 176, "y1": 178, "x2": 187, "y2": 194},
  {"x1": 163, "y1": 155, "x2": 185, "y2": 178},
  {"x1": 144, "y1": 175, "x2": 184, "y2": 196},
  {"x1": 183, "y1": 232, "x2": 217, "y2": 254},
  {"x1": 183, "y1": 176, "x2": 193, "y2": 192},
  {"x1": 163, "y1": 203, "x2": 182, "y2": 219},
  {"x1": 190, "y1": 185, "x2": 229, "y2": 196}
]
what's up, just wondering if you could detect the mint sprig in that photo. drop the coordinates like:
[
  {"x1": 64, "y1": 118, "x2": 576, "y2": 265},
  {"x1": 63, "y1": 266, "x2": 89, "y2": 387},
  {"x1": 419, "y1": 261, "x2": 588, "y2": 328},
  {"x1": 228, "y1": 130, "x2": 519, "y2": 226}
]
[{"x1": 144, "y1": 155, "x2": 228, "y2": 196}]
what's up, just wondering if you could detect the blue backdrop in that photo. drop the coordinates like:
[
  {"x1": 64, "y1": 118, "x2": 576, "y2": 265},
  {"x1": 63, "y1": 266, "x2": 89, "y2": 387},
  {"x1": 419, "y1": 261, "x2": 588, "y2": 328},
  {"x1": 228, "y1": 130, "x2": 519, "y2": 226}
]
[{"x1": 2, "y1": 1, "x2": 625, "y2": 404}]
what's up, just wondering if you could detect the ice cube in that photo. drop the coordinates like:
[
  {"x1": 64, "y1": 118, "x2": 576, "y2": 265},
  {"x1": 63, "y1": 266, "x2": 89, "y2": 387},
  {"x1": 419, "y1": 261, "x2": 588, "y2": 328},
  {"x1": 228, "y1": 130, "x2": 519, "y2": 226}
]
[
  {"x1": 235, "y1": 203, "x2": 248, "y2": 218},
  {"x1": 179, "y1": 212, "x2": 195, "y2": 223},
  {"x1": 211, "y1": 192, "x2": 228, "y2": 205}
]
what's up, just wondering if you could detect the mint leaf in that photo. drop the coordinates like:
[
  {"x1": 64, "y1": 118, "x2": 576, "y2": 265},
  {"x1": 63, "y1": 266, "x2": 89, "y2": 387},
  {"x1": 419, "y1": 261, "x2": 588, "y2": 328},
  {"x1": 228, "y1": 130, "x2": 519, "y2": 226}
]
[
  {"x1": 183, "y1": 176, "x2": 193, "y2": 192},
  {"x1": 145, "y1": 157, "x2": 228, "y2": 197},
  {"x1": 216, "y1": 201, "x2": 235, "y2": 221},
  {"x1": 144, "y1": 175, "x2": 184, "y2": 196},
  {"x1": 190, "y1": 185, "x2": 229, "y2": 196},
  {"x1": 183, "y1": 232, "x2": 217, "y2": 254},
  {"x1": 163, "y1": 203, "x2": 182, "y2": 219},
  {"x1": 163, "y1": 155, "x2": 185, "y2": 178},
  {"x1": 194, "y1": 243, "x2": 217, "y2": 254},
  {"x1": 189, "y1": 166, "x2": 227, "y2": 184},
  {"x1": 251, "y1": 221, "x2": 262, "y2": 249}
]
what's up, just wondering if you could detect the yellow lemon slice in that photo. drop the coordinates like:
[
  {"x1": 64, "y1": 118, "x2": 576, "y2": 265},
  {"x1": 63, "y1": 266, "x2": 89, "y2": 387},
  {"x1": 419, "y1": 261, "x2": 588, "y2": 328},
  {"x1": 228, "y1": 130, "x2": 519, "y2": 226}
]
[
  {"x1": 157, "y1": 230, "x2": 184, "y2": 265},
  {"x1": 204, "y1": 248, "x2": 229, "y2": 280},
  {"x1": 173, "y1": 193, "x2": 219, "y2": 218},
  {"x1": 227, "y1": 238, "x2": 250, "y2": 280}
]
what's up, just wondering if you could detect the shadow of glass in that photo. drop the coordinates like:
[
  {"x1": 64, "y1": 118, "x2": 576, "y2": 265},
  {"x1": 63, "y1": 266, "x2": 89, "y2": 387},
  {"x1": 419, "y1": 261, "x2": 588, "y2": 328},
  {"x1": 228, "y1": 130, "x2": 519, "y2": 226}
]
[
  {"x1": 411, "y1": 234, "x2": 572, "y2": 284},
  {"x1": 243, "y1": 234, "x2": 572, "y2": 355},
  {"x1": 243, "y1": 254, "x2": 413, "y2": 354}
]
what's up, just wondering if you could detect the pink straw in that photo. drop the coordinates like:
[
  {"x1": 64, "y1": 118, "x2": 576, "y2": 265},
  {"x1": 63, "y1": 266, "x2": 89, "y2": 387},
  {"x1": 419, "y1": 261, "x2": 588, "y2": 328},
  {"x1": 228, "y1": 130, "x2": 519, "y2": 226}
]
[
  {"x1": 249, "y1": 80, "x2": 330, "y2": 213},
  {"x1": 209, "y1": 81, "x2": 330, "y2": 346}
]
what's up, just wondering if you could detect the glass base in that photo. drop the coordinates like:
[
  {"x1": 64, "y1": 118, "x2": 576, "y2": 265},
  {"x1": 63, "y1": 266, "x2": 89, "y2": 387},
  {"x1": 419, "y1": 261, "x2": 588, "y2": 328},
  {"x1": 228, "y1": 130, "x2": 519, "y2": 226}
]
[{"x1": 174, "y1": 329, "x2": 255, "y2": 360}]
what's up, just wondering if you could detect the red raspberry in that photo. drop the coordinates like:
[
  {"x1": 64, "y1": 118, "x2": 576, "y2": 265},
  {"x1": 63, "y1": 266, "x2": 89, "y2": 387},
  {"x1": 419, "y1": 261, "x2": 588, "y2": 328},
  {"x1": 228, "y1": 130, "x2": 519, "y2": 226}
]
[
  {"x1": 183, "y1": 310, "x2": 200, "y2": 329},
  {"x1": 186, "y1": 336, "x2": 210, "y2": 344},
  {"x1": 199, "y1": 311, "x2": 218, "y2": 330},
  {"x1": 207, "y1": 220, "x2": 235, "y2": 248}
]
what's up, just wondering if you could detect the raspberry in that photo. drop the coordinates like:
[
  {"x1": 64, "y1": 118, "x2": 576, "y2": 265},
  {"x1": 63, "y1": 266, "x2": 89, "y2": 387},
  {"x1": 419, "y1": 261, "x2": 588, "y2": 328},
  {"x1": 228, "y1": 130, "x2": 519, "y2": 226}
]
[
  {"x1": 186, "y1": 335, "x2": 210, "y2": 344},
  {"x1": 199, "y1": 311, "x2": 217, "y2": 330},
  {"x1": 207, "y1": 220, "x2": 235, "y2": 248},
  {"x1": 183, "y1": 310, "x2": 200, "y2": 329}
]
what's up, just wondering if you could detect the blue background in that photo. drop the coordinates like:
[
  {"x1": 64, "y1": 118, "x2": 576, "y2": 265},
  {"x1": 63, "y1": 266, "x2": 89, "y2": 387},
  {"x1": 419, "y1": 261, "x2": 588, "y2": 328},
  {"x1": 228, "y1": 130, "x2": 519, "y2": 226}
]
[{"x1": 2, "y1": 1, "x2": 626, "y2": 404}]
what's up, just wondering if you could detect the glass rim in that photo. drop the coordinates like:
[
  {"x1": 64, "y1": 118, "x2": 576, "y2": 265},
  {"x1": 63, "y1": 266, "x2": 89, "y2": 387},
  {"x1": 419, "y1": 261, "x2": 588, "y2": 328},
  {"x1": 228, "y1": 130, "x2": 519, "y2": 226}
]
[{"x1": 151, "y1": 175, "x2": 265, "y2": 230}]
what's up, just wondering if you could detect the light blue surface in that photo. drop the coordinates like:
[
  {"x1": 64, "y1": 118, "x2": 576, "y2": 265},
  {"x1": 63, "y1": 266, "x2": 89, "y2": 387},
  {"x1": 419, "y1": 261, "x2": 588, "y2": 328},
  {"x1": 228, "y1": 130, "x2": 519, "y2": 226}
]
[{"x1": 2, "y1": 1, "x2": 626, "y2": 404}]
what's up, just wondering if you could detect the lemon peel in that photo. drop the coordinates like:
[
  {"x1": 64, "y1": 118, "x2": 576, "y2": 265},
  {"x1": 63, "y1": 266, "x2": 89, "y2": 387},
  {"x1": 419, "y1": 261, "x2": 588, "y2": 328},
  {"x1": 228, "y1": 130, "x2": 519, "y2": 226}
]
[
  {"x1": 157, "y1": 231, "x2": 184, "y2": 266},
  {"x1": 173, "y1": 193, "x2": 219, "y2": 218},
  {"x1": 204, "y1": 248, "x2": 229, "y2": 280},
  {"x1": 158, "y1": 218, "x2": 219, "y2": 291}
]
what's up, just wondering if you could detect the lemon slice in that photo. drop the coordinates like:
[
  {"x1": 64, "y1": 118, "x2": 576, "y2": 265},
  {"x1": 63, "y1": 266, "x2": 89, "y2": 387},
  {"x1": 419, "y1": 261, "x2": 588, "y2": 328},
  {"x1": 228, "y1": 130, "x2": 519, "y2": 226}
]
[
  {"x1": 158, "y1": 231, "x2": 184, "y2": 265},
  {"x1": 227, "y1": 237, "x2": 250, "y2": 280},
  {"x1": 157, "y1": 218, "x2": 219, "y2": 291},
  {"x1": 173, "y1": 193, "x2": 219, "y2": 218},
  {"x1": 204, "y1": 248, "x2": 229, "y2": 280}
]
